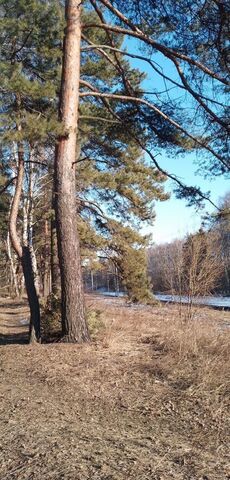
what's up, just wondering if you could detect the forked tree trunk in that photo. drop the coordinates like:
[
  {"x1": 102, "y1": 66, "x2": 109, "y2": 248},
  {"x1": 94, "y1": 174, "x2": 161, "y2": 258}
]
[
  {"x1": 9, "y1": 144, "x2": 41, "y2": 343},
  {"x1": 54, "y1": 0, "x2": 89, "y2": 342}
]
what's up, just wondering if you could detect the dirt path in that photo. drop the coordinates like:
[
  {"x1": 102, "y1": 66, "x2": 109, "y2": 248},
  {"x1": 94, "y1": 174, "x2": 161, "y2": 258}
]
[{"x1": 0, "y1": 296, "x2": 229, "y2": 479}]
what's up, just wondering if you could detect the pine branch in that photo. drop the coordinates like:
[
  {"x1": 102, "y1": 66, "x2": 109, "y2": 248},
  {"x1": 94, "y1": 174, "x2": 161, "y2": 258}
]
[
  {"x1": 81, "y1": 44, "x2": 226, "y2": 107},
  {"x1": 79, "y1": 115, "x2": 119, "y2": 123},
  {"x1": 24, "y1": 160, "x2": 48, "y2": 168},
  {"x1": 80, "y1": 83, "x2": 220, "y2": 210},
  {"x1": 171, "y1": 58, "x2": 230, "y2": 132},
  {"x1": 0, "y1": 177, "x2": 17, "y2": 196},
  {"x1": 79, "y1": 88, "x2": 229, "y2": 170},
  {"x1": 90, "y1": 0, "x2": 229, "y2": 85},
  {"x1": 88, "y1": 0, "x2": 134, "y2": 95},
  {"x1": 10, "y1": 29, "x2": 33, "y2": 62}
]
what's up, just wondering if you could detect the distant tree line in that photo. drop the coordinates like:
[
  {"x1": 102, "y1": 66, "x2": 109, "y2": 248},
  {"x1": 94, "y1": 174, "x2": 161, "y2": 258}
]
[{"x1": 148, "y1": 192, "x2": 230, "y2": 297}]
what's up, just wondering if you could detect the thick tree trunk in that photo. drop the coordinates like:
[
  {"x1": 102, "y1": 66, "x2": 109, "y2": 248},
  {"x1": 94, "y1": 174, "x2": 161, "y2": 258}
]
[
  {"x1": 9, "y1": 143, "x2": 41, "y2": 343},
  {"x1": 54, "y1": 0, "x2": 89, "y2": 342}
]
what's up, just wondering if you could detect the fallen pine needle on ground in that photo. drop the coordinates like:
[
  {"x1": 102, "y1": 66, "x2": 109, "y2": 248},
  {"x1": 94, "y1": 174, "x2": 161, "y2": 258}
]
[{"x1": 0, "y1": 294, "x2": 229, "y2": 479}]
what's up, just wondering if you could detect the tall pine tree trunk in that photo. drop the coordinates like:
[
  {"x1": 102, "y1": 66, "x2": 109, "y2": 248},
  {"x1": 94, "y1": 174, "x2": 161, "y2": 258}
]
[
  {"x1": 9, "y1": 143, "x2": 41, "y2": 343},
  {"x1": 54, "y1": 0, "x2": 89, "y2": 342}
]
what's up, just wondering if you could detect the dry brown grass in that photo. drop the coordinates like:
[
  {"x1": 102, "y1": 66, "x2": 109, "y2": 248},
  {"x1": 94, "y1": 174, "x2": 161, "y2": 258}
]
[
  {"x1": 97, "y1": 297, "x2": 230, "y2": 409},
  {"x1": 0, "y1": 294, "x2": 229, "y2": 479}
]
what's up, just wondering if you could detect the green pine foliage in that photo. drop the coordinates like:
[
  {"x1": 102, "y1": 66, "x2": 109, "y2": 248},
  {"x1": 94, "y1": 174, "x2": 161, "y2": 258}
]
[
  {"x1": 0, "y1": 0, "x2": 63, "y2": 142},
  {"x1": 106, "y1": 221, "x2": 154, "y2": 303},
  {"x1": 1, "y1": 1, "x2": 198, "y2": 302},
  {"x1": 110, "y1": 0, "x2": 230, "y2": 176}
]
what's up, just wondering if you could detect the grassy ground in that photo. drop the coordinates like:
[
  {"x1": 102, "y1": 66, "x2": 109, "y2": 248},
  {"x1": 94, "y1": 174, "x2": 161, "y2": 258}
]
[{"x1": 0, "y1": 295, "x2": 229, "y2": 479}]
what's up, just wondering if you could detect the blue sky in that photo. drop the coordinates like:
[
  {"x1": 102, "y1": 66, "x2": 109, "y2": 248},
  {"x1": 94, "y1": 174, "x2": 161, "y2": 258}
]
[
  {"x1": 124, "y1": 38, "x2": 229, "y2": 244},
  {"x1": 149, "y1": 156, "x2": 229, "y2": 244}
]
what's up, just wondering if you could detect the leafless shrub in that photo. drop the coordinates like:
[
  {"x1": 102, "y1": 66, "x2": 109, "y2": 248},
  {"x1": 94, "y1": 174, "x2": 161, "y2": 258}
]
[
  {"x1": 148, "y1": 230, "x2": 224, "y2": 321},
  {"x1": 182, "y1": 230, "x2": 224, "y2": 319}
]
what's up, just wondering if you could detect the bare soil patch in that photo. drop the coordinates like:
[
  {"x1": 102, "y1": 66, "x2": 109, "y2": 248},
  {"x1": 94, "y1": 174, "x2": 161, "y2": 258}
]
[{"x1": 0, "y1": 295, "x2": 229, "y2": 479}]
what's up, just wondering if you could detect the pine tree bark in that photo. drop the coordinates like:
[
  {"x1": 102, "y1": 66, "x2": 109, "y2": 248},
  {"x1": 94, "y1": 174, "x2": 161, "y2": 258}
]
[
  {"x1": 9, "y1": 143, "x2": 41, "y2": 343},
  {"x1": 54, "y1": 0, "x2": 89, "y2": 342}
]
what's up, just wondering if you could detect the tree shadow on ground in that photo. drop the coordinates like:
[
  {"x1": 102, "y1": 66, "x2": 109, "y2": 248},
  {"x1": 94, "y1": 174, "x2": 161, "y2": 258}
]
[
  {"x1": 0, "y1": 301, "x2": 27, "y2": 310},
  {"x1": 1, "y1": 323, "x2": 28, "y2": 329},
  {"x1": 0, "y1": 310, "x2": 28, "y2": 316},
  {"x1": 0, "y1": 331, "x2": 29, "y2": 345}
]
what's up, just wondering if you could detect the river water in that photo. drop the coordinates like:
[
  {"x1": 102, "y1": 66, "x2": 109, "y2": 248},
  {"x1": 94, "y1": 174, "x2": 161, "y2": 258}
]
[
  {"x1": 155, "y1": 294, "x2": 230, "y2": 309},
  {"x1": 96, "y1": 289, "x2": 230, "y2": 310}
]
